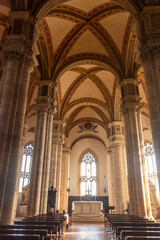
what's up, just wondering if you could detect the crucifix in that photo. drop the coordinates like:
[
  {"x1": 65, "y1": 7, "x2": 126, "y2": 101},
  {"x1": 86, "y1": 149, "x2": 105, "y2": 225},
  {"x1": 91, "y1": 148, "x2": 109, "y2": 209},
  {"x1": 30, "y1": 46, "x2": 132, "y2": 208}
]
[{"x1": 86, "y1": 187, "x2": 91, "y2": 196}]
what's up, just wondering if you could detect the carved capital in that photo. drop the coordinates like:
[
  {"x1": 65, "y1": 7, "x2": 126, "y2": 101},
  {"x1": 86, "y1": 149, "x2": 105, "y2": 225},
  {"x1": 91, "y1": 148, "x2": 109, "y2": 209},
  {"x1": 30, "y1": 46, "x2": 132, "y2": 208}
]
[
  {"x1": 121, "y1": 102, "x2": 142, "y2": 114},
  {"x1": 109, "y1": 135, "x2": 125, "y2": 145},
  {"x1": 140, "y1": 45, "x2": 160, "y2": 62},
  {"x1": 2, "y1": 50, "x2": 21, "y2": 62},
  {"x1": 36, "y1": 104, "x2": 50, "y2": 114},
  {"x1": 24, "y1": 48, "x2": 34, "y2": 66},
  {"x1": 35, "y1": 97, "x2": 53, "y2": 115},
  {"x1": 136, "y1": 6, "x2": 160, "y2": 62},
  {"x1": 108, "y1": 121, "x2": 124, "y2": 137}
]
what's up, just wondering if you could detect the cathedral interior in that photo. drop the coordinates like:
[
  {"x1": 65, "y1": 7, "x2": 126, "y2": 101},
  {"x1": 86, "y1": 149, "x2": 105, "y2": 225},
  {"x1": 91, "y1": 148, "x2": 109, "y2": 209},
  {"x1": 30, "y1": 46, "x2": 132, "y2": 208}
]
[{"x1": 0, "y1": 0, "x2": 160, "y2": 226}]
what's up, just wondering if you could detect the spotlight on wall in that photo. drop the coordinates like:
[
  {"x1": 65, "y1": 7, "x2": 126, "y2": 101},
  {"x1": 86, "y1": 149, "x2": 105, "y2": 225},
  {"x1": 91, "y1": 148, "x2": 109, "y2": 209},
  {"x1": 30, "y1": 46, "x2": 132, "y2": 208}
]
[
  {"x1": 66, "y1": 187, "x2": 70, "y2": 194},
  {"x1": 103, "y1": 187, "x2": 107, "y2": 194}
]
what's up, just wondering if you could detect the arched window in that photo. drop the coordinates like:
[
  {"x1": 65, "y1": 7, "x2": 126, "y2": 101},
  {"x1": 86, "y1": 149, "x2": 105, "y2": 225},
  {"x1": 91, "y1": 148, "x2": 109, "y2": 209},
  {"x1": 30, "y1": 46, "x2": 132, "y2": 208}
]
[
  {"x1": 80, "y1": 152, "x2": 96, "y2": 196},
  {"x1": 144, "y1": 142, "x2": 158, "y2": 187},
  {"x1": 19, "y1": 144, "x2": 33, "y2": 192}
]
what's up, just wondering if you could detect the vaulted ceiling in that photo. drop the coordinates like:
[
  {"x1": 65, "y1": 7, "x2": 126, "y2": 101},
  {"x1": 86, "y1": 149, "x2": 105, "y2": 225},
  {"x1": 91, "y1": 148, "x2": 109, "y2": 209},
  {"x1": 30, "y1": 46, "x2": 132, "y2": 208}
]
[{"x1": 0, "y1": 0, "x2": 151, "y2": 147}]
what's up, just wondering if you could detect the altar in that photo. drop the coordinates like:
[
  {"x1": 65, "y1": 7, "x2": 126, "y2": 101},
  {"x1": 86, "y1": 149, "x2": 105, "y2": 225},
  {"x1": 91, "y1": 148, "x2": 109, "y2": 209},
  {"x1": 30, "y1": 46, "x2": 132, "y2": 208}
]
[{"x1": 72, "y1": 201, "x2": 104, "y2": 222}]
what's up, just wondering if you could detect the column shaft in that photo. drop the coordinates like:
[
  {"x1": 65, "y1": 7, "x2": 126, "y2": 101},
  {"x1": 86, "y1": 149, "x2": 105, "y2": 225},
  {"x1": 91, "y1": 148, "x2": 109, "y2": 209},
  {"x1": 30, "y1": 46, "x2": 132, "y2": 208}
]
[
  {"x1": 121, "y1": 79, "x2": 151, "y2": 217},
  {"x1": 108, "y1": 122, "x2": 128, "y2": 214},
  {"x1": 0, "y1": 58, "x2": 33, "y2": 224},
  {"x1": 40, "y1": 111, "x2": 54, "y2": 214},
  {"x1": 49, "y1": 141, "x2": 58, "y2": 188},
  {"x1": 137, "y1": 6, "x2": 160, "y2": 189},
  {"x1": 56, "y1": 143, "x2": 63, "y2": 210},
  {"x1": 29, "y1": 110, "x2": 48, "y2": 216},
  {"x1": 60, "y1": 149, "x2": 70, "y2": 212}
]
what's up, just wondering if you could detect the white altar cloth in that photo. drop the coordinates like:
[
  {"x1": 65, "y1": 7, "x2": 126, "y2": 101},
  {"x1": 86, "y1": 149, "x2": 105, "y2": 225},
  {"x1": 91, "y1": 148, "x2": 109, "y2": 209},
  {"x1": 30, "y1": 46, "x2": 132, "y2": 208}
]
[{"x1": 72, "y1": 201, "x2": 104, "y2": 221}]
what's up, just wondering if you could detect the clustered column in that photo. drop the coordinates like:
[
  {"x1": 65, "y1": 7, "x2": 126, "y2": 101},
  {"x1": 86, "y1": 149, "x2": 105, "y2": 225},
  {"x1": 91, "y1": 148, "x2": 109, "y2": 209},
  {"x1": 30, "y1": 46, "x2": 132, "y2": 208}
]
[
  {"x1": 108, "y1": 121, "x2": 128, "y2": 213},
  {"x1": 0, "y1": 11, "x2": 34, "y2": 224},
  {"x1": 27, "y1": 81, "x2": 54, "y2": 217},
  {"x1": 121, "y1": 79, "x2": 152, "y2": 218},
  {"x1": 137, "y1": 6, "x2": 160, "y2": 191},
  {"x1": 49, "y1": 121, "x2": 64, "y2": 211}
]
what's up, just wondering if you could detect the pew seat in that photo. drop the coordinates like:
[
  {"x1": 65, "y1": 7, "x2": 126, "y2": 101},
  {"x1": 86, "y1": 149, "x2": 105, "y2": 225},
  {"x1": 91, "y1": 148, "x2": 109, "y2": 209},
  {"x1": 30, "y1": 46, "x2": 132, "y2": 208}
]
[
  {"x1": 120, "y1": 230, "x2": 160, "y2": 240},
  {"x1": 125, "y1": 237, "x2": 160, "y2": 240},
  {"x1": 0, "y1": 229, "x2": 48, "y2": 239},
  {"x1": 0, "y1": 233, "x2": 40, "y2": 240},
  {"x1": 117, "y1": 226, "x2": 160, "y2": 235}
]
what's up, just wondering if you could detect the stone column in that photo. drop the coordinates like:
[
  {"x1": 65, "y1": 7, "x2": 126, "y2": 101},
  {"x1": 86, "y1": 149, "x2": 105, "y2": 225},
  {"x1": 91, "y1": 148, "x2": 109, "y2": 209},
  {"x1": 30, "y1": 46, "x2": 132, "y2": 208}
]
[
  {"x1": 56, "y1": 139, "x2": 63, "y2": 211},
  {"x1": 137, "y1": 6, "x2": 160, "y2": 191},
  {"x1": 0, "y1": 36, "x2": 34, "y2": 225},
  {"x1": 108, "y1": 121, "x2": 128, "y2": 213},
  {"x1": 49, "y1": 122, "x2": 59, "y2": 188},
  {"x1": 40, "y1": 108, "x2": 54, "y2": 214},
  {"x1": 121, "y1": 79, "x2": 152, "y2": 218},
  {"x1": 53, "y1": 121, "x2": 64, "y2": 211},
  {"x1": 107, "y1": 149, "x2": 115, "y2": 208},
  {"x1": 60, "y1": 148, "x2": 70, "y2": 212},
  {"x1": 27, "y1": 81, "x2": 54, "y2": 217}
]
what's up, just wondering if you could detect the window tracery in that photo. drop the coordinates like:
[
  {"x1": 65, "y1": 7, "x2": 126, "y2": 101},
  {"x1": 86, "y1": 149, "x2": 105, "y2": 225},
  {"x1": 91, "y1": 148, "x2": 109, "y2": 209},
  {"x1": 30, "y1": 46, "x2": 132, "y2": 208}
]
[
  {"x1": 80, "y1": 152, "x2": 96, "y2": 196},
  {"x1": 144, "y1": 142, "x2": 158, "y2": 186},
  {"x1": 19, "y1": 144, "x2": 33, "y2": 192}
]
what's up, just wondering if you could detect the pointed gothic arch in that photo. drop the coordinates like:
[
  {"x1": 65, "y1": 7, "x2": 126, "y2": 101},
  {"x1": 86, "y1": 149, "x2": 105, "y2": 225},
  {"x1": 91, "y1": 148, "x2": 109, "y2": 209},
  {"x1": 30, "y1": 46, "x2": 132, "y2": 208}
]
[
  {"x1": 77, "y1": 148, "x2": 100, "y2": 196},
  {"x1": 35, "y1": 0, "x2": 139, "y2": 20}
]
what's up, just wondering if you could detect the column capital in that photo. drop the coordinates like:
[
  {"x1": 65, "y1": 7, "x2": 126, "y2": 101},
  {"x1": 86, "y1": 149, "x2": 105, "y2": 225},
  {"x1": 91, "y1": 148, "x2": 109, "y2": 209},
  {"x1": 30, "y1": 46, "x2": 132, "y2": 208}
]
[
  {"x1": 108, "y1": 121, "x2": 124, "y2": 128},
  {"x1": 108, "y1": 121, "x2": 125, "y2": 146},
  {"x1": 136, "y1": 6, "x2": 160, "y2": 62},
  {"x1": 120, "y1": 79, "x2": 143, "y2": 114},
  {"x1": 121, "y1": 78, "x2": 139, "y2": 86},
  {"x1": 121, "y1": 101, "x2": 142, "y2": 114},
  {"x1": 62, "y1": 148, "x2": 70, "y2": 154},
  {"x1": 109, "y1": 136, "x2": 125, "y2": 147},
  {"x1": 35, "y1": 99, "x2": 53, "y2": 114}
]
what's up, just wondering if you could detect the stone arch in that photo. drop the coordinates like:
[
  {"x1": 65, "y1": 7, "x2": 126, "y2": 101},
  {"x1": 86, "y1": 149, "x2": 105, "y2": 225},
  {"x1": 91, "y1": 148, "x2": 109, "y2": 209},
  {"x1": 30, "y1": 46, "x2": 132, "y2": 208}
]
[
  {"x1": 55, "y1": 58, "x2": 121, "y2": 85},
  {"x1": 35, "y1": 0, "x2": 139, "y2": 20},
  {"x1": 78, "y1": 147, "x2": 100, "y2": 195}
]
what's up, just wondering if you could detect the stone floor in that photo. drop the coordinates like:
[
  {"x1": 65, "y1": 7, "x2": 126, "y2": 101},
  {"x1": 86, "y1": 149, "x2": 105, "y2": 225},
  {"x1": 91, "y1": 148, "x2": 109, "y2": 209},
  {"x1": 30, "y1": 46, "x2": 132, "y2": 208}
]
[{"x1": 62, "y1": 222, "x2": 109, "y2": 240}]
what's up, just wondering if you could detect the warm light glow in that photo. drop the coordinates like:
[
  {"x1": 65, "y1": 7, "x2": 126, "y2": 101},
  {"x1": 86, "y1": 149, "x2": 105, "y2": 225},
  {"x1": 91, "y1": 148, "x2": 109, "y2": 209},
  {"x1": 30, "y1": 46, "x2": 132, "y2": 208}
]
[
  {"x1": 19, "y1": 144, "x2": 33, "y2": 192},
  {"x1": 144, "y1": 142, "x2": 158, "y2": 188},
  {"x1": 80, "y1": 152, "x2": 96, "y2": 196}
]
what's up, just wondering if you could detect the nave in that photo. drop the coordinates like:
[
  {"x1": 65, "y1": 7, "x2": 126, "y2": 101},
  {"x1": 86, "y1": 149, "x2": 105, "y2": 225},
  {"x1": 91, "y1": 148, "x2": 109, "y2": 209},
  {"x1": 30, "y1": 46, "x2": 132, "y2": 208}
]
[{"x1": 62, "y1": 222, "x2": 107, "y2": 240}]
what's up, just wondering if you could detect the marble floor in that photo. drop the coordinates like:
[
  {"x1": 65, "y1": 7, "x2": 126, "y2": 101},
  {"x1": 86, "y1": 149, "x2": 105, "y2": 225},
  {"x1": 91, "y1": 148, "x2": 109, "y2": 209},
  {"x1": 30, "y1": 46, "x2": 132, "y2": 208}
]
[{"x1": 62, "y1": 222, "x2": 110, "y2": 240}]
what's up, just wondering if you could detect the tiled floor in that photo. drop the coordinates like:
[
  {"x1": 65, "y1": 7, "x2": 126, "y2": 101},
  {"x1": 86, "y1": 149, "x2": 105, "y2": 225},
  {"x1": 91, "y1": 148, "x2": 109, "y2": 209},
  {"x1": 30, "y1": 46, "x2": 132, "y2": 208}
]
[{"x1": 62, "y1": 222, "x2": 109, "y2": 240}]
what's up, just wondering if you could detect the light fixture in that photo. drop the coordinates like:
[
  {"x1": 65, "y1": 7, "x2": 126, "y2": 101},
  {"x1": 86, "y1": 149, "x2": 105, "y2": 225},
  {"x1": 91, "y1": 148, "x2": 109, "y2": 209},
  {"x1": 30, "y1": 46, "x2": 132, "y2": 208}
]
[
  {"x1": 66, "y1": 187, "x2": 70, "y2": 193},
  {"x1": 103, "y1": 187, "x2": 107, "y2": 194}
]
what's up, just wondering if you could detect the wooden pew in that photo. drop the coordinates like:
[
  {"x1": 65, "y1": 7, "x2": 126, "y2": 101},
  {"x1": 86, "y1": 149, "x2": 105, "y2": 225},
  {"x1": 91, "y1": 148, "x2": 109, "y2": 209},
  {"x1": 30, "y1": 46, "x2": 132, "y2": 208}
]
[
  {"x1": 0, "y1": 229, "x2": 48, "y2": 240},
  {"x1": 0, "y1": 233, "x2": 40, "y2": 240},
  {"x1": 0, "y1": 224, "x2": 58, "y2": 239},
  {"x1": 110, "y1": 221, "x2": 160, "y2": 233},
  {"x1": 15, "y1": 222, "x2": 60, "y2": 237},
  {"x1": 120, "y1": 230, "x2": 160, "y2": 240},
  {"x1": 117, "y1": 226, "x2": 160, "y2": 235},
  {"x1": 125, "y1": 237, "x2": 160, "y2": 240},
  {"x1": 20, "y1": 214, "x2": 65, "y2": 233}
]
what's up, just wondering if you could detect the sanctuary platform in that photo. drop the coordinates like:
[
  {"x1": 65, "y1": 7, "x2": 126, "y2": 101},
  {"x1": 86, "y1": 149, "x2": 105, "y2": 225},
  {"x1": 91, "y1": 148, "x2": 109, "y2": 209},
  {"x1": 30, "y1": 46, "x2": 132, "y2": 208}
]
[{"x1": 72, "y1": 201, "x2": 104, "y2": 222}]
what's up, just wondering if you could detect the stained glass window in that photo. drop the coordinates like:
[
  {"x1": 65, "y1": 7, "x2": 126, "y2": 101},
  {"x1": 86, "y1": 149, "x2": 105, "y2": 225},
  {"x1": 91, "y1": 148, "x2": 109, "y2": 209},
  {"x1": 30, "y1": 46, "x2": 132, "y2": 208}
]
[
  {"x1": 18, "y1": 144, "x2": 33, "y2": 192},
  {"x1": 80, "y1": 152, "x2": 96, "y2": 196},
  {"x1": 144, "y1": 142, "x2": 158, "y2": 187}
]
